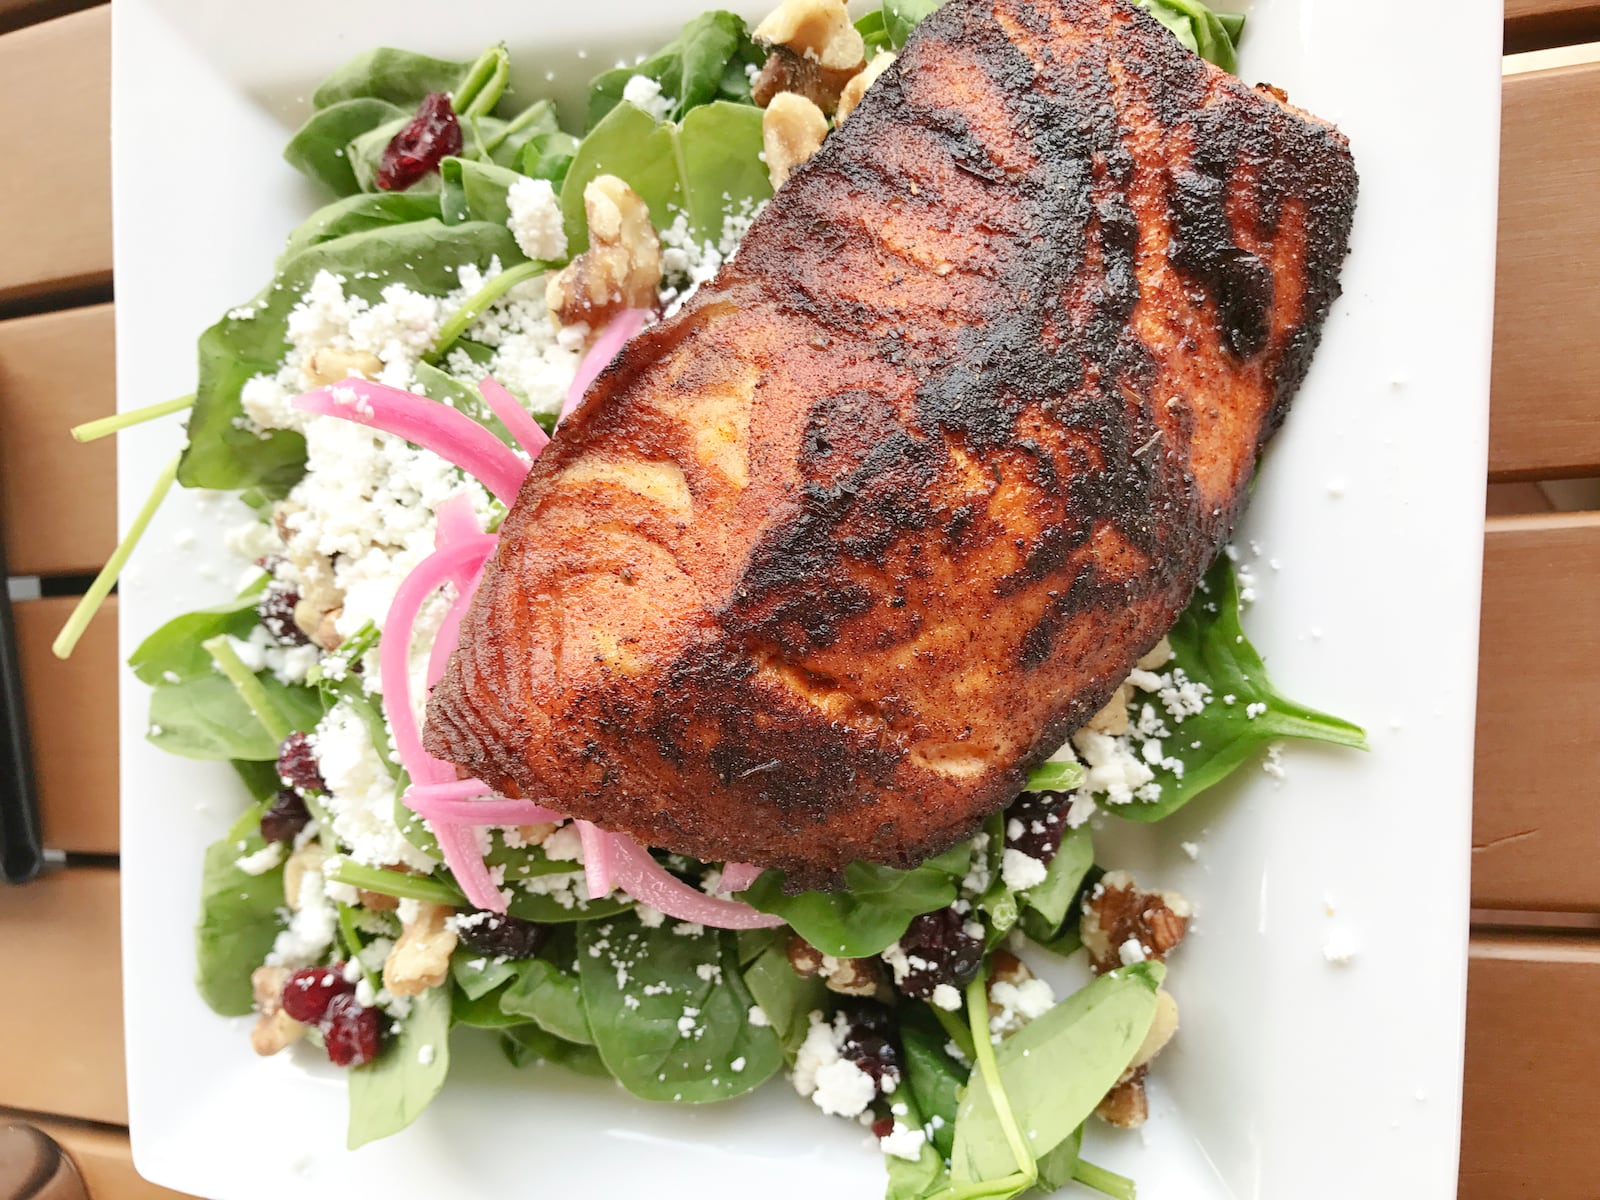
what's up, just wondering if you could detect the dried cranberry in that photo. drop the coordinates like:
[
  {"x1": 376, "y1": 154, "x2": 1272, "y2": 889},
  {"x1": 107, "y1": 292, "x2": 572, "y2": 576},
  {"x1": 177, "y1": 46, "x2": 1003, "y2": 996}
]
[
  {"x1": 871, "y1": 1116, "x2": 896, "y2": 1140},
  {"x1": 1006, "y1": 791, "x2": 1072, "y2": 865},
  {"x1": 280, "y1": 965, "x2": 353, "y2": 1024},
  {"x1": 259, "y1": 788, "x2": 312, "y2": 844},
  {"x1": 277, "y1": 731, "x2": 325, "y2": 794},
  {"x1": 257, "y1": 585, "x2": 308, "y2": 646},
  {"x1": 321, "y1": 992, "x2": 381, "y2": 1066},
  {"x1": 455, "y1": 912, "x2": 548, "y2": 960},
  {"x1": 374, "y1": 92, "x2": 462, "y2": 191},
  {"x1": 892, "y1": 908, "x2": 984, "y2": 1000}
]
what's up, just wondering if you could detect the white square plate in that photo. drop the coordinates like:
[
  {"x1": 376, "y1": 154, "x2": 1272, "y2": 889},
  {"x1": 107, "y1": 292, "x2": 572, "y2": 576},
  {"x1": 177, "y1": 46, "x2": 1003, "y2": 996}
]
[{"x1": 112, "y1": 1, "x2": 1502, "y2": 1196}]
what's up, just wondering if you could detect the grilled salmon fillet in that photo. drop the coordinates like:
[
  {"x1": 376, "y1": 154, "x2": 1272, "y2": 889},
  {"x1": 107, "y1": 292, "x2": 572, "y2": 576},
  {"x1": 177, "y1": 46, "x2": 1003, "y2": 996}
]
[{"x1": 424, "y1": 0, "x2": 1358, "y2": 886}]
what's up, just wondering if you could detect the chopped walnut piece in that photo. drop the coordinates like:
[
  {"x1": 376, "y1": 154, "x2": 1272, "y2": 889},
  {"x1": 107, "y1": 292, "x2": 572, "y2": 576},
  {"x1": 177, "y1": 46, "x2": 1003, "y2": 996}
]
[
  {"x1": 753, "y1": 0, "x2": 865, "y2": 72},
  {"x1": 1097, "y1": 1068, "x2": 1150, "y2": 1128},
  {"x1": 1085, "y1": 682, "x2": 1132, "y2": 736},
  {"x1": 249, "y1": 966, "x2": 305, "y2": 1056},
  {"x1": 282, "y1": 842, "x2": 324, "y2": 912},
  {"x1": 304, "y1": 347, "x2": 383, "y2": 388},
  {"x1": 1130, "y1": 988, "x2": 1180, "y2": 1071},
  {"x1": 751, "y1": 45, "x2": 860, "y2": 111},
  {"x1": 383, "y1": 901, "x2": 458, "y2": 996},
  {"x1": 822, "y1": 955, "x2": 884, "y2": 997},
  {"x1": 762, "y1": 92, "x2": 829, "y2": 190},
  {"x1": 356, "y1": 889, "x2": 400, "y2": 912},
  {"x1": 546, "y1": 174, "x2": 662, "y2": 336},
  {"x1": 787, "y1": 934, "x2": 826, "y2": 977},
  {"x1": 1137, "y1": 636, "x2": 1174, "y2": 671},
  {"x1": 1080, "y1": 869, "x2": 1191, "y2": 974},
  {"x1": 835, "y1": 51, "x2": 896, "y2": 123}
]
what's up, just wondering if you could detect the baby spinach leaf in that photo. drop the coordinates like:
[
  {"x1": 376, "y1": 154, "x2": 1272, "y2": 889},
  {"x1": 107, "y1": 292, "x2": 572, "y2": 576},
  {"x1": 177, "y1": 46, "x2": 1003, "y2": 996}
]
[
  {"x1": 585, "y1": 11, "x2": 761, "y2": 130},
  {"x1": 194, "y1": 802, "x2": 285, "y2": 1016},
  {"x1": 439, "y1": 156, "x2": 526, "y2": 226},
  {"x1": 127, "y1": 576, "x2": 265, "y2": 685},
  {"x1": 561, "y1": 99, "x2": 770, "y2": 255},
  {"x1": 520, "y1": 129, "x2": 579, "y2": 188},
  {"x1": 1034, "y1": 1124, "x2": 1085, "y2": 1191},
  {"x1": 741, "y1": 842, "x2": 970, "y2": 958},
  {"x1": 901, "y1": 1020, "x2": 965, "y2": 1159},
  {"x1": 148, "y1": 671, "x2": 320, "y2": 761},
  {"x1": 1023, "y1": 760, "x2": 1084, "y2": 793},
  {"x1": 884, "y1": 1087, "x2": 949, "y2": 1200},
  {"x1": 346, "y1": 115, "x2": 424, "y2": 193},
  {"x1": 499, "y1": 1024, "x2": 609, "y2": 1077},
  {"x1": 451, "y1": 982, "x2": 525, "y2": 1028},
  {"x1": 283, "y1": 98, "x2": 408, "y2": 196},
  {"x1": 741, "y1": 942, "x2": 828, "y2": 1059},
  {"x1": 499, "y1": 957, "x2": 592, "y2": 1045},
  {"x1": 576, "y1": 920, "x2": 781, "y2": 1102},
  {"x1": 450, "y1": 950, "x2": 517, "y2": 1001},
  {"x1": 1112, "y1": 558, "x2": 1366, "y2": 824},
  {"x1": 278, "y1": 192, "x2": 441, "y2": 264},
  {"x1": 1018, "y1": 826, "x2": 1093, "y2": 930},
  {"x1": 950, "y1": 964, "x2": 1162, "y2": 1183},
  {"x1": 884, "y1": 0, "x2": 947, "y2": 48},
  {"x1": 858, "y1": 9, "x2": 893, "y2": 56},
  {"x1": 346, "y1": 980, "x2": 451, "y2": 1149},
  {"x1": 232, "y1": 757, "x2": 284, "y2": 803},
  {"x1": 505, "y1": 887, "x2": 632, "y2": 925},
  {"x1": 180, "y1": 218, "x2": 521, "y2": 493},
  {"x1": 312, "y1": 47, "x2": 476, "y2": 110}
]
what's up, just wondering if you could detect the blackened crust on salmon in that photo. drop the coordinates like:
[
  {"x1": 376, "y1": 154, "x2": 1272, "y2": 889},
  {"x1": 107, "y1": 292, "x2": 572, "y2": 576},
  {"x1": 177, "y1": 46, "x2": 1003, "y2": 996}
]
[{"x1": 422, "y1": 0, "x2": 1358, "y2": 887}]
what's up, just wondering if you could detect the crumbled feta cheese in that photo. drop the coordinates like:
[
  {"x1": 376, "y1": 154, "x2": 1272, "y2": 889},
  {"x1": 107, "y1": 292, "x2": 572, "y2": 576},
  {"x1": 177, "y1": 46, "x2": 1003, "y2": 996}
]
[
  {"x1": 636, "y1": 904, "x2": 666, "y2": 928},
  {"x1": 749, "y1": 1004, "x2": 771, "y2": 1027},
  {"x1": 1323, "y1": 927, "x2": 1359, "y2": 965},
  {"x1": 417, "y1": 1044, "x2": 436, "y2": 1065},
  {"x1": 506, "y1": 176, "x2": 568, "y2": 262},
  {"x1": 1118, "y1": 937, "x2": 1148, "y2": 966},
  {"x1": 622, "y1": 73, "x2": 673, "y2": 121},
  {"x1": 1263, "y1": 742, "x2": 1286, "y2": 779},
  {"x1": 930, "y1": 983, "x2": 963, "y2": 1011},
  {"x1": 1181, "y1": 841, "x2": 1200, "y2": 861},
  {"x1": 879, "y1": 1121, "x2": 929, "y2": 1161},
  {"x1": 812, "y1": 1059, "x2": 877, "y2": 1117},
  {"x1": 1001, "y1": 847, "x2": 1048, "y2": 891},
  {"x1": 312, "y1": 702, "x2": 436, "y2": 871},
  {"x1": 234, "y1": 841, "x2": 285, "y2": 876},
  {"x1": 543, "y1": 824, "x2": 584, "y2": 862},
  {"x1": 266, "y1": 866, "x2": 338, "y2": 966},
  {"x1": 1072, "y1": 729, "x2": 1155, "y2": 805},
  {"x1": 989, "y1": 977, "x2": 1055, "y2": 1036}
]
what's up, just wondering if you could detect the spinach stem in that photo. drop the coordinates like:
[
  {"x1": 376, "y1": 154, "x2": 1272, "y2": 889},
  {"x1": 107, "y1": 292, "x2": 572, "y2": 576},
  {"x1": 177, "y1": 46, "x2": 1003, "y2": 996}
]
[
  {"x1": 934, "y1": 1001, "x2": 976, "y2": 1060},
  {"x1": 1260, "y1": 708, "x2": 1368, "y2": 750},
  {"x1": 71, "y1": 393, "x2": 195, "y2": 443},
  {"x1": 453, "y1": 45, "x2": 509, "y2": 120},
  {"x1": 336, "y1": 902, "x2": 384, "y2": 993},
  {"x1": 1072, "y1": 1158, "x2": 1137, "y2": 1199},
  {"x1": 328, "y1": 858, "x2": 465, "y2": 906},
  {"x1": 202, "y1": 635, "x2": 289, "y2": 743},
  {"x1": 426, "y1": 259, "x2": 547, "y2": 364},
  {"x1": 927, "y1": 1170, "x2": 1034, "y2": 1200},
  {"x1": 52, "y1": 453, "x2": 179, "y2": 659},
  {"x1": 966, "y1": 969, "x2": 1036, "y2": 1186}
]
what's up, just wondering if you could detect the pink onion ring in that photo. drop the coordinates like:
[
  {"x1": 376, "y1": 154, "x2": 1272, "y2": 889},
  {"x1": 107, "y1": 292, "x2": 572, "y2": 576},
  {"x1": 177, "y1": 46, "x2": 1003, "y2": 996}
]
[
  {"x1": 558, "y1": 308, "x2": 652, "y2": 426},
  {"x1": 478, "y1": 378, "x2": 551, "y2": 459},
  {"x1": 432, "y1": 492, "x2": 482, "y2": 551},
  {"x1": 404, "y1": 793, "x2": 565, "y2": 825},
  {"x1": 295, "y1": 379, "x2": 529, "y2": 505},
  {"x1": 716, "y1": 862, "x2": 763, "y2": 895},
  {"x1": 577, "y1": 821, "x2": 616, "y2": 900},
  {"x1": 605, "y1": 834, "x2": 784, "y2": 929}
]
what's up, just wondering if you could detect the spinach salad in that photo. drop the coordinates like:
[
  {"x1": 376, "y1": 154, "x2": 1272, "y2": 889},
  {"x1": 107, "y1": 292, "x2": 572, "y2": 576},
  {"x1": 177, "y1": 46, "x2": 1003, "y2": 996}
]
[{"x1": 67, "y1": 2, "x2": 1363, "y2": 1196}]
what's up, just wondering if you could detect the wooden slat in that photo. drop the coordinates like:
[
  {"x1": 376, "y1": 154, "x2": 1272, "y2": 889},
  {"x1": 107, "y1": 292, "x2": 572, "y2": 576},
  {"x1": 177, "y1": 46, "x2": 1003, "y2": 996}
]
[
  {"x1": 0, "y1": 1111, "x2": 195, "y2": 1199},
  {"x1": 12, "y1": 596, "x2": 119, "y2": 855},
  {"x1": 1491, "y1": 59, "x2": 1600, "y2": 479},
  {"x1": 0, "y1": 869, "x2": 126, "y2": 1124},
  {"x1": 0, "y1": 0, "x2": 103, "y2": 37},
  {"x1": 0, "y1": 304, "x2": 117, "y2": 577},
  {"x1": 0, "y1": 7, "x2": 110, "y2": 304},
  {"x1": 1472, "y1": 513, "x2": 1600, "y2": 910},
  {"x1": 1505, "y1": 1, "x2": 1600, "y2": 53},
  {"x1": 1460, "y1": 933, "x2": 1600, "y2": 1198}
]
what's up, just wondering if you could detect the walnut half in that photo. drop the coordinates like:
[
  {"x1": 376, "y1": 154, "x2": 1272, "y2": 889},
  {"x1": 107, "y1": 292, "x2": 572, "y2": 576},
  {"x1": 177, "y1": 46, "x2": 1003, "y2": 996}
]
[
  {"x1": 762, "y1": 92, "x2": 830, "y2": 190},
  {"x1": 835, "y1": 51, "x2": 896, "y2": 124},
  {"x1": 546, "y1": 175, "x2": 662, "y2": 336},
  {"x1": 249, "y1": 966, "x2": 305, "y2": 1056},
  {"x1": 753, "y1": 0, "x2": 865, "y2": 72},
  {"x1": 1080, "y1": 870, "x2": 1191, "y2": 975},
  {"x1": 383, "y1": 902, "x2": 458, "y2": 997}
]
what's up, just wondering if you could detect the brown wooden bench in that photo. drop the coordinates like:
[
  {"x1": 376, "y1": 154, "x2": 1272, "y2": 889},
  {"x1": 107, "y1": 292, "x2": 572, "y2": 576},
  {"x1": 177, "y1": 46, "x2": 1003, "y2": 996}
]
[{"x1": 2, "y1": 4, "x2": 1598, "y2": 1194}]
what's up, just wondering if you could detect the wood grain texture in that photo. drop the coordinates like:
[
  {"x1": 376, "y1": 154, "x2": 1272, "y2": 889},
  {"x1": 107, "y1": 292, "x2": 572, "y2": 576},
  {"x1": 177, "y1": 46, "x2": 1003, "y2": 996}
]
[
  {"x1": 0, "y1": 1111, "x2": 195, "y2": 1199},
  {"x1": 1473, "y1": 513, "x2": 1600, "y2": 910},
  {"x1": 12, "y1": 596, "x2": 119, "y2": 855},
  {"x1": 0, "y1": 869, "x2": 126, "y2": 1124},
  {"x1": 0, "y1": 7, "x2": 110, "y2": 304},
  {"x1": 0, "y1": 304, "x2": 116, "y2": 576},
  {"x1": 0, "y1": 0, "x2": 103, "y2": 37},
  {"x1": 1491, "y1": 61, "x2": 1600, "y2": 479},
  {"x1": 1504, "y1": 1, "x2": 1600, "y2": 53},
  {"x1": 1460, "y1": 934, "x2": 1600, "y2": 1198}
]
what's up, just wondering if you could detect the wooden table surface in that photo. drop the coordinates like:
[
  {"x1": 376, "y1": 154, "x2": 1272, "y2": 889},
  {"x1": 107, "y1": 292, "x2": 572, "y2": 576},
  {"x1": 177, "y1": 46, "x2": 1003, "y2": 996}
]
[{"x1": 2, "y1": 3, "x2": 1597, "y2": 1196}]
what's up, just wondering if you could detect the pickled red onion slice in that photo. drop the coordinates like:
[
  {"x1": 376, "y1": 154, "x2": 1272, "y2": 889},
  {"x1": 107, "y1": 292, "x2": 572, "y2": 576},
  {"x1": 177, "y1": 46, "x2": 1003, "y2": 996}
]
[
  {"x1": 559, "y1": 308, "x2": 651, "y2": 426},
  {"x1": 478, "y1": 378, "x2": 550, "y2": 459}
]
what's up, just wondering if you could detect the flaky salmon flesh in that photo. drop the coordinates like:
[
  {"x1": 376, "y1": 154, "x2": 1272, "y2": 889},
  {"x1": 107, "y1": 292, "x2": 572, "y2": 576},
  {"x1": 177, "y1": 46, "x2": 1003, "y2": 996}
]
[{"x1": 424, "y1": 0, "x2": 1357, "y2": 887}]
